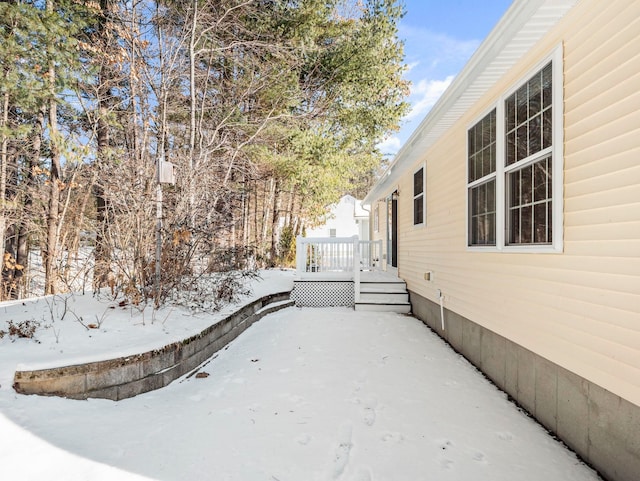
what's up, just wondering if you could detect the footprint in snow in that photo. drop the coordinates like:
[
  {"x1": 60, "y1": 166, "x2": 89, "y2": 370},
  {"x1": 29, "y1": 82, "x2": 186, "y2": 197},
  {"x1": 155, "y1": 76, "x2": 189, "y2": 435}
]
[
  {"x1": 350, "y1": 396, "x2": 378, "y2": 426},
  {"x1": 381, "y1": 432, "x2": 403, "y2": 443},
  {"x1": 472, "y1": 450, "x2": 488, "y2": 464},
  {"x1": 439, "y1": 458, "x2": 454, "y2": 470},
  {"x1": 496, "y1": 431, "x2": 514, "y2": 441},
  {"x1": 295, "y1": 433, "x2": 311, "y2": 446},
  {"x1": 438, "y1": 440, "x2": 453, "y2": 450},
  {"x1": 362, "y1": 406, "x2": 376, "y2": 426},
  {"x1": 286, "y1": 393, "x2": 305, "y2": 404},
  {"x1": 330, "y1": 424, "x2": 353, "y2": 479},
  {"x1": 351, "y1": 467, "x2": 372, "y2": 481}
]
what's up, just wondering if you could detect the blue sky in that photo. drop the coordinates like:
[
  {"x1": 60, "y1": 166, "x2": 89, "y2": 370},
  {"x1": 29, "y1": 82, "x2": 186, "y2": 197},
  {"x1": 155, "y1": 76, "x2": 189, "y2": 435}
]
[{"x1": 379, "y1": 0, "x2": 513, "y2": 157}]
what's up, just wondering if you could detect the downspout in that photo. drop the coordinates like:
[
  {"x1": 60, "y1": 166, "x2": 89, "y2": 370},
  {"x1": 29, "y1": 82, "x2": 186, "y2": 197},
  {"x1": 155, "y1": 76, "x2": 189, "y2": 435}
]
[{"x1": 437, "y1": 289, "x2": 445, "y2": 331}]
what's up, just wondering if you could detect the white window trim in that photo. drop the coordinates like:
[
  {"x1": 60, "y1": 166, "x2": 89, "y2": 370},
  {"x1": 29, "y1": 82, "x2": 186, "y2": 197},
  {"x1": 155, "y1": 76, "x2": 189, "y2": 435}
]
[
  {"x1": 466, "y1": 45, "x2": 563, "y2": 253},
  {"x1": 412, "y1": 163, "x2": 426, "y2": 228}
]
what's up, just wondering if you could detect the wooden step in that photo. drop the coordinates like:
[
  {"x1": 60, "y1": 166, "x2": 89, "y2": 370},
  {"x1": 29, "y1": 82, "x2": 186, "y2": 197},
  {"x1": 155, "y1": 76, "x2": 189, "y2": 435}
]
[
  {"x1": 359, "y1": 281, "x2": 407, "y2": 292},
  {"x1": 354, "y1": 302, "x2": 411, "y2": 313},
  {"x1": 358, "y1": 292, "x2": 409, "y2": 303}
]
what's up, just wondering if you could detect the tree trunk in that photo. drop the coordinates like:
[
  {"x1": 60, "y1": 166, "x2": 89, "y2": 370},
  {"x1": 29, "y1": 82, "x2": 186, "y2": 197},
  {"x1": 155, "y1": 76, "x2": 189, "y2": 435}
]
[
  {"x1": 261, "y1": 178, "x2": 273, "y2": 260},
  {"x1": 187, "y1": 0, "x2": 198, "y2": 223},
  {"x1": 270, "y1": 180, "x2": 280, "y2": 265},
  {"x1": 0, "y1": 91, "x2": 9, "y2": 279},
  {"x1": 14, "y1": 108, "x2": 44, "y2": 297},
  {"x1": 44, "y1": 0, "x2": 62, "y2": 295},
  {"x1": 94, "y1": 0, "x2": 114, "y2": 290}
]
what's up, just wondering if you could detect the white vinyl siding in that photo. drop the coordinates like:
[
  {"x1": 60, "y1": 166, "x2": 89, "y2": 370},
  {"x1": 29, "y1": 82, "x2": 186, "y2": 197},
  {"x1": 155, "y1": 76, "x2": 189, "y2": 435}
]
[{"x1": 373, "y1": 205, "x2": 379, "y2": 233}]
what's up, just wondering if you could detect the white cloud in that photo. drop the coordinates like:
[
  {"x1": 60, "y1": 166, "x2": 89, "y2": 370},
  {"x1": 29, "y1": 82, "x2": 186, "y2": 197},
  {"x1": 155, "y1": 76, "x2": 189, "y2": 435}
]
[
  {"x1": 375, "y1": 76, "x2": 455, "y2": 158},
  {"x1": 377, "y1": 135, "x2": 402, "y2": 156},
  {"x1": 399, "y1": 25, "x2": 480, "y2": 67},
  {"x1": 404, "y1": 60, "x2": 420, "y2": 74},
  {"x1": 406, "y1": 75, "x2": 454, "y2": 121}
]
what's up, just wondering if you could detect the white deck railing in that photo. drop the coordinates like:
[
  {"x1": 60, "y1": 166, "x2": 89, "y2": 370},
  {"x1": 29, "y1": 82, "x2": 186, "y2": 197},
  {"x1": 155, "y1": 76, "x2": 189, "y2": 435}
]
[
  {"x1": 295, "y1": 236, "x2": 383, "y2": 300},
  {"x1": 358, "y1": 240, "x2": 383, "y2": 271}
]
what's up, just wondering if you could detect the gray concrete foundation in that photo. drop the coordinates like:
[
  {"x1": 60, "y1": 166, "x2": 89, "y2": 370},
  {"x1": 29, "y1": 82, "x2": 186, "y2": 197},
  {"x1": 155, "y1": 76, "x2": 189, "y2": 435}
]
[{"x1": 409, "y1": 290, "x2": 640, "y2": 481}]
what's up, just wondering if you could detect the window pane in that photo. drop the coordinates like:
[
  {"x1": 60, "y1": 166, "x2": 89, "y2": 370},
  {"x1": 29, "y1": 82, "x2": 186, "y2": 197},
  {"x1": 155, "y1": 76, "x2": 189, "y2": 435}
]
[
  {"x1": 506, "y1": 61, "x2": 553, "y2": 167},
  {"x1": 490, "y1": 109, "x2": 496, "y2": 143},
  {"x1": 507, "y1": 156, "x2": 552, "y2": 245},
  {"x1": 468, "y1": 129, "x2": 475, "y2": 156},
  {"x1": 468, "y1": 109, "x2": 496, "y2": 182},
  {"x1": 414, "y1": 168, "x2": 423, "y2": 196},
  {"x1": 548, "y1": 201, "x2": 553, "y2": 242},
  {"x1": 521, "y1": 205, "x2": 533, "y2": 243},
  {"x1": 487, "y1": 174, "x2": 495, "y2": 211},
  {"x1": 477, "y1": 153, "x2": 483, "y2": 181},
  {"x1": 529, "y1": 115, "x2": 541, "y2": 154},
  {"x1": 490, "y1": 143, "x2": 496, "y2": 173},
  {"x1": 521, "y1": 164, "x2": 533, "y2": 203},
  {"x1": 468, "y1": 179, "x2": 496, "y2": 246},
  {"x1": 471, "y1": 216, "x2": 478, "y2": 244},
  {"x1": 413, "y1": 168, "x2": 425, "y2": 225},
  {"x1": 506, "y1": 131, "x2": 515, "y2": 165},
  {"x1": 509, "y1": 208, "x2": 520, "y2": 244},
  {"x1": 478, "y1": 180, "x2": 487, "y2": 210},
  {"x1": 543, "y1": 107, "x2": 552, "y2": 149},
  {"x1": 534, "y1": 202, "x2": 548, "y2": 243},
  {"x1": 542, "y1": 63, "x2": 552, "y2": 108},
  {"x1": 533, "y1": 158, "x2": 548, "y2": 202},
  {"x1": 482, "y1": 117, "x2": 492, "y2": 150},
  {"x1": 468, "y1": 153, "x2": 474, "y2": 180},
  {"x1": 483, "y1": 148, "x2": 490, "y2": 177},
  {"x1": 506, "y1": 94, "x2": 515, "y2": 132},
  {"x1": 487, "y1": 212, "x2": 496, "y2": 245},
  {"x1": 510, "y1": 169, "x2": 520, "y2": 206},
  {"x1": 414, "y1": 196, "x2": 423, "y2": 225},
  {"x1": 516, "y1": 85, "x2": 528, "y2": 125},
  {"x1": 517, "y1": 125, "x2": 528, "y2": 161},
  {"x1": 529, "y1": 73, "x2": 541, "y2": 117}
]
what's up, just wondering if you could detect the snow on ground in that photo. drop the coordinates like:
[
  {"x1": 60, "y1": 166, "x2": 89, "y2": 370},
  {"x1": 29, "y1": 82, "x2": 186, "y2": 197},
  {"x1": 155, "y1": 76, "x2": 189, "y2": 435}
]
[
  {"x1": 0, "y1": 271, "x2": 601, "y2": 481},
  {"x1": 0, "y1": 269, "x2": 295, "y2": 373}
]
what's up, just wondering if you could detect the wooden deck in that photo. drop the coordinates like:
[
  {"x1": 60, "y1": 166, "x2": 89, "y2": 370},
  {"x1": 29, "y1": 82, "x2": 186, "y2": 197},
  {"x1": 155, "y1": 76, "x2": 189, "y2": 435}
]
[{"x1": 292, "y1": 269, "x2": 411, "y2": 313}]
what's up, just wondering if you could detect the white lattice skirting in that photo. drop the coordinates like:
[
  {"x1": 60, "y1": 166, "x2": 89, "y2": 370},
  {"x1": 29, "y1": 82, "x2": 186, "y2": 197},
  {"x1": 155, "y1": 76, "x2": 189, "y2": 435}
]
[{"x1": 291, "y1": 281, "x2": 354, "y2": 307}]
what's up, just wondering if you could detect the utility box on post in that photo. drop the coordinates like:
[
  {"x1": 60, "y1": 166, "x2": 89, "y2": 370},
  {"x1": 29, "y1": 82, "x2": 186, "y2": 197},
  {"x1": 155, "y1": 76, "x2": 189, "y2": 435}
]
[{"x1": 158, "y1": 160, "x2": 176, "y2": 185}]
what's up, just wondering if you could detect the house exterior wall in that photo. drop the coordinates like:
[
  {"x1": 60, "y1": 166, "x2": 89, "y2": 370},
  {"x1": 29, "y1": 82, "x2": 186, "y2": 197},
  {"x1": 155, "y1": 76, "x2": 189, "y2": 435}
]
[
  {"x1": 306, "y1": 195, "x2": 363, "y2": 238},
  {"x1": 369, "y1": 1, "x2": 640, "y2": 479}
]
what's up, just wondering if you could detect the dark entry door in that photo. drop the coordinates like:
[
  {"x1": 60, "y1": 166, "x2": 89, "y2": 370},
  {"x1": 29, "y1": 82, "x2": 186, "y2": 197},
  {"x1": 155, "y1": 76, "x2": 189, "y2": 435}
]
[{"x1": 387, "y1": 193, "x2": 398, "y2": 268}]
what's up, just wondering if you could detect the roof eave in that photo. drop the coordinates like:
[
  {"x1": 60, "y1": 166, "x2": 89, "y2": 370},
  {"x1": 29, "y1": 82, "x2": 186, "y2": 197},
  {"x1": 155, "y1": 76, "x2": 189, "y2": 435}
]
[{"x1": 364, "y1": 0, "x2": 577, "y2": 206}]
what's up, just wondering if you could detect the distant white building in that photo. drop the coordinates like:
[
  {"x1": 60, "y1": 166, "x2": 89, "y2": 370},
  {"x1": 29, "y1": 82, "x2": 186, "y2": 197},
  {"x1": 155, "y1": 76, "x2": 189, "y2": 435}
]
[{"x1": 305, "y1": 195, "x2": 369, "y2": 240}]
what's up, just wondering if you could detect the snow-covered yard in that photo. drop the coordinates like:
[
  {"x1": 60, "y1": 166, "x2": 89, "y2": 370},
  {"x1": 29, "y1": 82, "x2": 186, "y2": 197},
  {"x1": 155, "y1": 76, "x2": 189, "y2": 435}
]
[{"x1": 0, "y1": 271, "x2": 601, "y2": 481}]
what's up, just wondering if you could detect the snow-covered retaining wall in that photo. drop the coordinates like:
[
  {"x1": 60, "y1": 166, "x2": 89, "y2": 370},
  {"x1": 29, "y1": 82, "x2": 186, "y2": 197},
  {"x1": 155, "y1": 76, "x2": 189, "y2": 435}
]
[{"x1": 13, "y1": 292, "x2": 293, "y2": 401}]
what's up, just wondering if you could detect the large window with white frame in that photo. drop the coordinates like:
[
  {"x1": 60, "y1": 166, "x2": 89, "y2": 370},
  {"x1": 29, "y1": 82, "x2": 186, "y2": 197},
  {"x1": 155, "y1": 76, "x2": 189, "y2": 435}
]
[
  {"x1": 413, "y1": 165, "x2": 425, "y2": 226},
  {"x1": 505, "y1": 62, "x2": 553, "y2": 245},
  {"x1": 467, "y1": 48, "x2": 562, "y2": 251},
  {"x1": 468, "y1": 109, "x2": 496, "y2": 245}
]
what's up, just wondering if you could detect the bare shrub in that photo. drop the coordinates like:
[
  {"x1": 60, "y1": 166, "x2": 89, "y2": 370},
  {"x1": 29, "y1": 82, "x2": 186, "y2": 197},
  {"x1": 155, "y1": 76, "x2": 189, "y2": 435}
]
[{"x1": 1, "y1": 320, "x2": 40, "y2": 339}]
